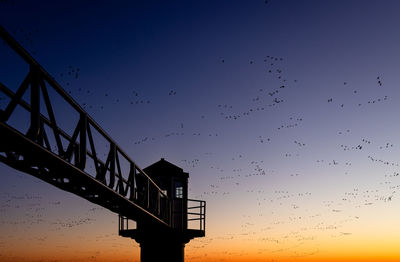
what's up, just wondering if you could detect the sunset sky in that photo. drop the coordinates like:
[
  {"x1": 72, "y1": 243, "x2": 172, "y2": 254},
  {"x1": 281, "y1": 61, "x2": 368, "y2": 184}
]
[{"x1": 2, "y1": 0, "x2": 400, "y2": 261}]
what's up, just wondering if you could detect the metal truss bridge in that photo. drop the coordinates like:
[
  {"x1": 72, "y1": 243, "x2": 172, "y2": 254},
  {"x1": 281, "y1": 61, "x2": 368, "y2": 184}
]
[{"x1": 0, "y1": 24, "x2": 205, "y2": 249}]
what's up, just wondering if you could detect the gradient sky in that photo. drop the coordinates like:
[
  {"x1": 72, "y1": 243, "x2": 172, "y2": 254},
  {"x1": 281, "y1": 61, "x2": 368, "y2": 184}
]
[{"x1": 2, "y1": 0, "x2": 400, "y2": 261}]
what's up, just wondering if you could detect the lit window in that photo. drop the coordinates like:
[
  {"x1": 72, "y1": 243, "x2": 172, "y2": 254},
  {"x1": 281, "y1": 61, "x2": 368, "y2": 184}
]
[{"x1": 175, "y1": 181, "x2": 183, "y2": 198}]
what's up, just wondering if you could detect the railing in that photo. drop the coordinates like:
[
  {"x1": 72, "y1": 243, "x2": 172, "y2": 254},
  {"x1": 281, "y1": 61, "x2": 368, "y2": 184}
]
[
  {"x1": 119, "y1": 215, "x2": 136, "y2": 232},
  {"x1": 187, "y1": 199, "x2": 206, "y2": 232},
  {"x1": 120, "y1": 199, "x2": 206, "y2": 235},
  {"x1": 0, "y1": 25, "x2": 171, "y2": 225}
]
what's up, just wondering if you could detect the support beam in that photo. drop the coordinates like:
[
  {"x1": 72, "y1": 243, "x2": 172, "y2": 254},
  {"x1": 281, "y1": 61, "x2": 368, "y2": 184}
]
[
  {"x1": 78, "y1": 112, "x2": 87, "y2": 170},
  {"x1": 29, "y1": 65, "x2": 40, "y2": 141}
]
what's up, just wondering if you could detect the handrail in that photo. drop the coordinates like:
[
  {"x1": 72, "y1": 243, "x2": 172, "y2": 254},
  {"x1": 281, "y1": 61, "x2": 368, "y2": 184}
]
[{"x1": 187, "y1": 199, "x2": 206, "y2": 232}]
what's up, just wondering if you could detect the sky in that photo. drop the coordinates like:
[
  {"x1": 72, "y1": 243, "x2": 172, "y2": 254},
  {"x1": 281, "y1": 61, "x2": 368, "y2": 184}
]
[{"x1": 2, "y1": 0, "x2": 400, "y2": 261}]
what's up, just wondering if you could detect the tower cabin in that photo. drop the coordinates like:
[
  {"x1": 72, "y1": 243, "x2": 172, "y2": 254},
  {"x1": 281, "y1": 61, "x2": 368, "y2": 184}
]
[
  {"x1": 119, "y1": 158, "x2": 205, "y2": 262},
  {"x1": 144, "y1": 158, "x2": 189, "y2": 229}
]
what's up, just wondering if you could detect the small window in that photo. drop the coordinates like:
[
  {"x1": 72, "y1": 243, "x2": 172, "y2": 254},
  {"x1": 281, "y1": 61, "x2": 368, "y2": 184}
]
[{"x1": 175, "y1": 181, "x2": 183, "y2": 198}]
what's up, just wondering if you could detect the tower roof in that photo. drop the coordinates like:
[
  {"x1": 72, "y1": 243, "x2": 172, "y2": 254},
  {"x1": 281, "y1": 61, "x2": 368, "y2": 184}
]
[{"x1": 144, "y1": 158, "x2": 189, "y2": 178}]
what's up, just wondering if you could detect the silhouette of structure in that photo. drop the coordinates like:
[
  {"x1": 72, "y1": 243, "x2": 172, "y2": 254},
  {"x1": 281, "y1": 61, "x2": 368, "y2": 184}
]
[
  {"x1": 120, "y1": 159, "x2": 205, "y2": 261},
  {"x1": 0, "y1": 25, "x2": 205, "y2": 261}
]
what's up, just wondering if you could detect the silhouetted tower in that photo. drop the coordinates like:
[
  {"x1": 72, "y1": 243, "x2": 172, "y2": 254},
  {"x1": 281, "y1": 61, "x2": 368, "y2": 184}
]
[{"x1": 119, "y1": 158, "x2": 205, "y2": 262}]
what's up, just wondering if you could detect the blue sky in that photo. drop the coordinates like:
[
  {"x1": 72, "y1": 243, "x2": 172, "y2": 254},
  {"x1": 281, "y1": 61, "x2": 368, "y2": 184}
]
[{"x1": 2, "y1": 1, "x2": 400, "y2": 261}]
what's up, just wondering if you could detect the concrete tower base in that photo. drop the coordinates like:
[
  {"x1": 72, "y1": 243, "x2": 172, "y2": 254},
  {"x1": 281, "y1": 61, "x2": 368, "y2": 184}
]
[
  {"x1": 120, "y1": 222, "x2": 204, "y2": 262},
  {"x1": 140, "y1": 240, "x2": 186, "y2": 262}
]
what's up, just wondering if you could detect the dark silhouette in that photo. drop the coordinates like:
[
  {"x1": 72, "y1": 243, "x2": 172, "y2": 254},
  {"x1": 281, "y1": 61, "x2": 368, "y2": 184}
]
[
  {"x1": 0, "y1": 25, "x2": 205, "y2": 262},
  {"x1": 120, "y1": 159, "x2": 205, "y2": 262}
]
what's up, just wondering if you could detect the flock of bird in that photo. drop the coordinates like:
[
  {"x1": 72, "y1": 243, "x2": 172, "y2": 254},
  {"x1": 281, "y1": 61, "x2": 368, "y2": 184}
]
[
  {"x1": 2, "y1": 13, "x2": 400, "y2": 262},
  {"x1": 1, "y1": 46, "x2": 398, "y2": 261},
  {"x1": 181, "y1": 55, "x2": 398, "y2": 260},
  {"x1": 2, "y1": 26, "x2": 40, "y2": 55}
]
